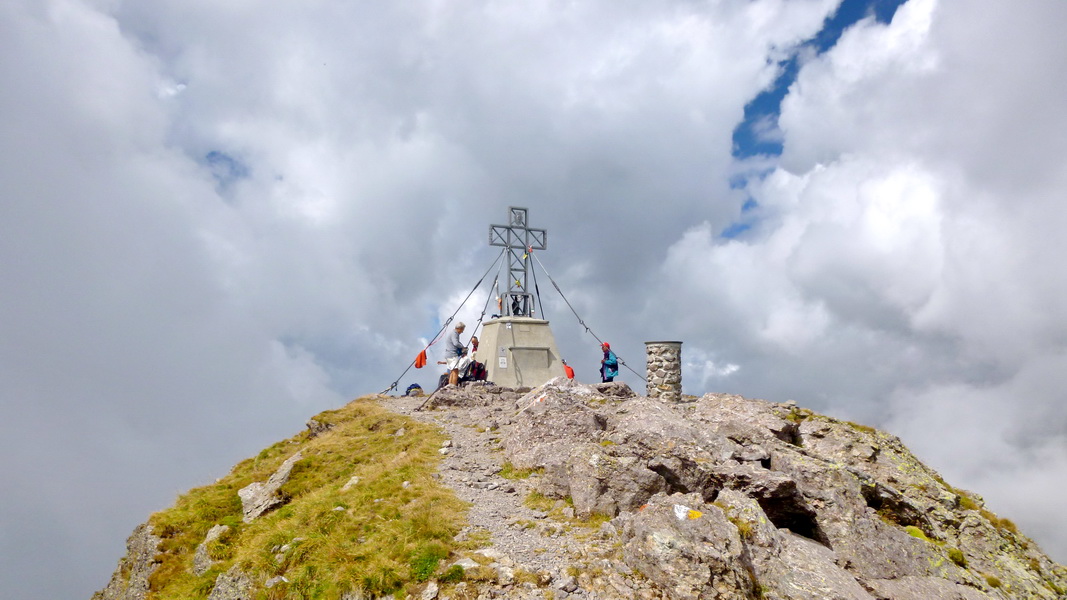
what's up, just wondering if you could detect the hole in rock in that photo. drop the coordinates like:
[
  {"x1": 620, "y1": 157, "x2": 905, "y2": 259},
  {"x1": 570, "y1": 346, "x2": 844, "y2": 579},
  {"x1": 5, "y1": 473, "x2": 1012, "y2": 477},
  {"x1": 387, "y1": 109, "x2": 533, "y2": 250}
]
[
  {"x1": 757, "y1": 496, "x2": 829, "y2": 547},
  {"x1": 862, "y1": 482, "x2": 931, "y2": 533},
  {"x1": 773, "y1": 422, "x2": 803, "y2": 447}
]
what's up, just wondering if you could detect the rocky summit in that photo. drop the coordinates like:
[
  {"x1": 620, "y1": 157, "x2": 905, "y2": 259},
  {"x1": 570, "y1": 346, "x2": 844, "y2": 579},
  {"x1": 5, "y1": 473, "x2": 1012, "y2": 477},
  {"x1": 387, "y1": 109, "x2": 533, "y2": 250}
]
[{"x1": 95, "y1": 378, "x2": 1067, "y2": 600}]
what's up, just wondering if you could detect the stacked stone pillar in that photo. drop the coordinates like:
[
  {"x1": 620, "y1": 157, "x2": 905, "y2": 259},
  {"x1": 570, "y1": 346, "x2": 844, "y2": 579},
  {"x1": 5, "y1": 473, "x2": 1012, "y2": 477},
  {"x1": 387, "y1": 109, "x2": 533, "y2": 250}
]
[{"x1": 645, "y1": 341, "x2": 683, "y2": 402}]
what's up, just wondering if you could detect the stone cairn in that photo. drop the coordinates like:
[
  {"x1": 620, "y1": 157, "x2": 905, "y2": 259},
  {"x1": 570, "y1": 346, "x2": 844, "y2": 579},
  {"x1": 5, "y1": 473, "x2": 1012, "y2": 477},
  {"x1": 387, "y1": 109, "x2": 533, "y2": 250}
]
[{"x1": 645, "y1": 341, "x2": 683, "y2": 402}]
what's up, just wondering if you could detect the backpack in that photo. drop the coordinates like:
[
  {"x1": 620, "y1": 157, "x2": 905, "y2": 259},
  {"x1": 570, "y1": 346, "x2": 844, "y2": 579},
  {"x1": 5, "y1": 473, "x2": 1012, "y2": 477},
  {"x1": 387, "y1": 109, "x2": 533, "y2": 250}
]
[{"x1": 469, "y1": 360, "x2": 488, "y2": 381}]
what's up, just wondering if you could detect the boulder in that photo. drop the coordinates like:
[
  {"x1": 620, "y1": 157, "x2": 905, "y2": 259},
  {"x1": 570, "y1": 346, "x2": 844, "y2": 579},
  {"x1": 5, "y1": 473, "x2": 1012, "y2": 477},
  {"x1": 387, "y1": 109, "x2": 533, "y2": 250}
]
[
  {"x1": 305, "y1": 418, "x2": 333, "y2": 438},
  {"x1": 610, "y1": 399, "x2": 739, "y2": 463},
  {"x1": 557, "y1": 443, "x2": 666, "y2": 517},
  {"x1": 192, "y1": 524, "x2": 230, "y2": 576},
  {"x1": 693, "y1": 393, "x2": 801, "y2": 445},
  {"x1": 206, "y1": 566, "x2": 252, "y2": 600},
  {"x1": 237, "y1": 451, "x2": 302, "y2": 522},
  {"x1": 618, "y1": 492, "x2": 753, "y2": 600},
  {"x1": 504, "y1": 391, "x2": 606, "y2": 476},
  {"x1": 592, "y1": 381, "x2": 637, "y2": 397},
  {"x1": 769, "y1": 533, "x2": 876, "y2": 600}
]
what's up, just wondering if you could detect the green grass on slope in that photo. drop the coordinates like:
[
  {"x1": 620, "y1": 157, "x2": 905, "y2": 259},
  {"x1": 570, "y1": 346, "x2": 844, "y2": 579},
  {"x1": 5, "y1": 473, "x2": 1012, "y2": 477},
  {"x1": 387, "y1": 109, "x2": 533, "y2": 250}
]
[{"x1": 146, "y1": 397, "x2": 468, "y2": 600}]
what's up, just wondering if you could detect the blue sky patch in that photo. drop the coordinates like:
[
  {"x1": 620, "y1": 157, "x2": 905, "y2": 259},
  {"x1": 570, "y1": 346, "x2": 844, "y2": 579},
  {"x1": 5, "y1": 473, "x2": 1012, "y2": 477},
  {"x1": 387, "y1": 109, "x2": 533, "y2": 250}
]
[
  {"x1": 722, "y1": 0, "x2": 906, "y2": 239},
  {"x1": 205, "y1": 150, "x2": 250, "y2": 193},
  {"x1": 731, "y1": 0, "x2": 907, "y2": 161}
]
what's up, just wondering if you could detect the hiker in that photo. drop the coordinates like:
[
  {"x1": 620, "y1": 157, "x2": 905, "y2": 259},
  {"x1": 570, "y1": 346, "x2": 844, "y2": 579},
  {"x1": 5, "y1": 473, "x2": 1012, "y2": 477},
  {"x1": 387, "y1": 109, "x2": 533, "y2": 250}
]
[
  {"x1": 562, "y1": 359, "x2": 575, "y2": 380},
  {"x1": 599, "y1": 342, "x2": 618, "y2": 383},
  {"x1": 444, "y1": 322, "x2": 466, "y2": 386},
  {"x1": 455, "y1": 346, "x2": 473, "y2": 378},
  {"x1": 459, "y1": 336, "x2": 491, "y2": 383}
]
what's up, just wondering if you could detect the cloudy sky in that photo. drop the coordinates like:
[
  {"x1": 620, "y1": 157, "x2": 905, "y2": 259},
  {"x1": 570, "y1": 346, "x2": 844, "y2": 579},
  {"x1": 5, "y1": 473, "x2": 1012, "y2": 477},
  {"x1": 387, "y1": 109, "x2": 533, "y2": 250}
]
[{"x1": 4, "y1": 0, "x2": 1067, "y2": 597}]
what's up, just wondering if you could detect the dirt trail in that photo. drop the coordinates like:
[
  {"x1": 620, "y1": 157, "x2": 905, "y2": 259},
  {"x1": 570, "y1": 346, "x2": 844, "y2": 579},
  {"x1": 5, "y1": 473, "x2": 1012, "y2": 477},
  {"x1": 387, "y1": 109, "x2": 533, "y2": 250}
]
[
  {"x1": 382, "y1": 390, "x2": 653, "y2": 599},
  {"x1": 387, "y1": 394, "x2": 579, "y2": 573}
]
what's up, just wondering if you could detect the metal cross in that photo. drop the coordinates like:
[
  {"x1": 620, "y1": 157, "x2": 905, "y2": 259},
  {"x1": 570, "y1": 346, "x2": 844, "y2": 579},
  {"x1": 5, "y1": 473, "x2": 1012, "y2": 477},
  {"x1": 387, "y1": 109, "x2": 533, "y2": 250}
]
[{"x1": 489, "y1": 207, "x2": 547, "y2": 317}]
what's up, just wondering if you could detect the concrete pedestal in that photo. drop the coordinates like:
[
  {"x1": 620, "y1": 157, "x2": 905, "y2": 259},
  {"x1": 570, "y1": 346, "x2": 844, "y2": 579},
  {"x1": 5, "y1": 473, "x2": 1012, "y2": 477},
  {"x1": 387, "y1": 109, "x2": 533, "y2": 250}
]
[{"x1": 477, "y1": 317, "x2": 564, "y2": 388}]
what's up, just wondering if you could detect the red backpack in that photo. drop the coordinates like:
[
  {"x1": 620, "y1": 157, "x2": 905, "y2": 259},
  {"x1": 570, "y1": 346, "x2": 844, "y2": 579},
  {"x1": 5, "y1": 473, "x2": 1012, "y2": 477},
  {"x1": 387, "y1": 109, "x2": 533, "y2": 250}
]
[{"x1": 469, "y1": 361, "x2": 488, "y2": 381}]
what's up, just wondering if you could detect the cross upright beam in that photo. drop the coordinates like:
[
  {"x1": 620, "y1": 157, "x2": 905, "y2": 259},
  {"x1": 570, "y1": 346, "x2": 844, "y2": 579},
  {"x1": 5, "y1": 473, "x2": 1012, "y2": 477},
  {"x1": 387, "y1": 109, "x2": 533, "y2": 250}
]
[{"x1": 489, "y1": 207, "x2": 547, "y2": 317}]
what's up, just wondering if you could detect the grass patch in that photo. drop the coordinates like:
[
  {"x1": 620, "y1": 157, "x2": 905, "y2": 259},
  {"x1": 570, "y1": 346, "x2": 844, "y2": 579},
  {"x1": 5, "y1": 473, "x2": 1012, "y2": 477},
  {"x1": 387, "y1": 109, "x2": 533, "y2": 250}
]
[
  {"x1": 979, "y1": 509, "x2": 1019, "y2": 535},
  {"x1": 439, "y1": 564, "x2": 465, "y2": 583},
  {"x1": 498, "y1": 462, "x2": 542, "y2": 480},
  {"x1": 733, "y1": 518, "x2": 755, "y2": 540},
  {"x1": 843, "y1": 420, "x2": 877, "y2": 435},
  {"x1": 983, "y1": 573, "x2": 1002, "y2": 588},
  {"x1": 523, "y1": 491, "x2": 556, "y2": 512},
  {"x1": 572, "y1": 513, "x2": 612, "y2": 529},
  {"x1": 716, "y1": 505, "x2": 755, "y2": 540},
  {"x1": 948, "y1": 548, "x2": 967, "y2": 568},
  {"x1": 904, "y1": 526, "x2": 931, "y2": 542},
  {"x1": 939, "y1": 481, "x2": 984, "y2": 512},
  {"x1": 143, "y1": 397, "x2": 468, "y2": 600},
  {"x1": 454, "y1": 527, "x2": 491, "y2": 551},
  {"x1": 464, "y1": 566, "x2": 498, "y2": 582},
  {"x1": 513, "y1": 568, "x2": 542, "y2": 585},
  {"x1": 409, "y1": 542, "x2": 449, "y2": 582}
]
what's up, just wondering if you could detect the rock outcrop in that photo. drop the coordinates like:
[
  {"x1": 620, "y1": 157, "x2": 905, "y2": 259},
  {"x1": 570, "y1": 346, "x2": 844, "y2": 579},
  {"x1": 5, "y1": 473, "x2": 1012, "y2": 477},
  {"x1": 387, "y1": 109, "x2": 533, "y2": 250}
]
[
  {"x1": 206, "y1": 566, "x2": 252, "y2": 600},
  {"x1": 236, "y1": 450, "x2": 302, "y2": 522},
  {"x1": 91, "y1": 524, "x2": 160, "y2": 600},
  {"x1": 499, "y1": 379, "x2": 1067, "y2": 599},
  {"x1": 192, "y1": 524, "x2": 230, "y2": 576},
  {"x1": 93, "y1": 379, "x2": 1067, "y2": 600}
]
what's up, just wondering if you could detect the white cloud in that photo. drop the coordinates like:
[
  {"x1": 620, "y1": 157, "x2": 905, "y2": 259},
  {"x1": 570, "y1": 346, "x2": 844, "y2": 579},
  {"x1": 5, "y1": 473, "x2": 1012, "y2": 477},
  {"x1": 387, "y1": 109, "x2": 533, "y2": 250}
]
[
  {"x1": 656, "y1": 0, "x2": 1067, "y2": 559},
  {"x1": 885, "y1": 354, "x2": 1067, "y2": 546}
]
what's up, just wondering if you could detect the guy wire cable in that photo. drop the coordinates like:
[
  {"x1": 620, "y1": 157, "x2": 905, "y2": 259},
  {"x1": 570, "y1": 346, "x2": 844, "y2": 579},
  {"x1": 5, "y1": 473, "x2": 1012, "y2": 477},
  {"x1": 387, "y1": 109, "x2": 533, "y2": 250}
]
[
  {"x1": 529, "y1": 252, "x2": 646, "y2": 381},
  {"x1": 380, "y1": 247, "x2": 507, "y2": 394}
]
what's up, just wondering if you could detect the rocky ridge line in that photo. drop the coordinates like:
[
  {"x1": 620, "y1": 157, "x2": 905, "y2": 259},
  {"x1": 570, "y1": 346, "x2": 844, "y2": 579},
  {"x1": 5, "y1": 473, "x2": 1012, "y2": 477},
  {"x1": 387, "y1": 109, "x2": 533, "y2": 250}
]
[
  {"x1": 94, "y1": 378, "x2": 1067, "y2": 599},
  {"x1": 405, "y1": 377, "x2": 1067, "y2": 599}
]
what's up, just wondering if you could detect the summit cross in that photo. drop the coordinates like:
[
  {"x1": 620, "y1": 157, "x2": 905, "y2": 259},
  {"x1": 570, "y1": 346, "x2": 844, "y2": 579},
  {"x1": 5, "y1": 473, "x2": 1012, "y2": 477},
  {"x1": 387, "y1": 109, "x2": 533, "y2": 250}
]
[{"x1": 489, "y1": 207, "x2": 546, "y2": 317}]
